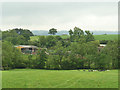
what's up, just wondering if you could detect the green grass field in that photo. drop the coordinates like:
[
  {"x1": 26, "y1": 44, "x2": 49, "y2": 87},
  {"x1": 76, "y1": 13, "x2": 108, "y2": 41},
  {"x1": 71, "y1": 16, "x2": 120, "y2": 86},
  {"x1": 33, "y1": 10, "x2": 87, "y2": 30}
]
[
  {"x1": 30, "y1": 34, "x2": 118, "y2": 41},
  {"x1": 30, "y1": 36, "x2": 40, "y2": 41},
  {"x1": 94, "y1": 34, "x2": 118, "y2": 40},
  {"x1": 30, "y1": 35, "x2": 70, "y2": 41},
  {"x1": 2, "y1": 69, "x2": 118, "y2": 88}
]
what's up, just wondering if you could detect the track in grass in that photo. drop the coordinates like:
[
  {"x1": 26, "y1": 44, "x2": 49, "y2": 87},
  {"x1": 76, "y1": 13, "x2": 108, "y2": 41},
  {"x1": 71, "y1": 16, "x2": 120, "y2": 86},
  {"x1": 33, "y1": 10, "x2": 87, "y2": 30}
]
[{"x1": 2, "y1": 69, "x2": 118, "y2": 88}]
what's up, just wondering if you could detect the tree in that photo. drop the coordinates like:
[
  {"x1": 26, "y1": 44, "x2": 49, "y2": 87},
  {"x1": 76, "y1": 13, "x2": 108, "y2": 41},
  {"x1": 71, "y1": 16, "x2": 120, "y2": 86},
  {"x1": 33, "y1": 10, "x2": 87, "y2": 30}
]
[
  {"x1": 28, "y1": 55, "x2": 33, "y2": 68},
  {"x1": 2, "y1": 41, "x2": 14, "y2": 69},
  {"x1": 12, "y1": 28, "x2": 34, "y2": 36},
  {"x1": 68, "y1": 27, "x2": 95, "y2": 43},
  {"x1": 38, "y1": 36, "x2": 46, "y2": 48},
  {"x1": 48, "y1": 28, "x2": 57, "y2": 35},
  {"x1": 102, "y1": 40, "x2": 118, "y2": 69},
  {"x1": 69, "y1": 29, "x2": 73, "y2": 41},
  {"x1": 73, "y1": 27, "x2": 84, "y2": 38},
  {"x1": 95, "y1": 53, "x2": 111, "y2": 70},
  {"x1": 46, "y1": 36, "x2": 56, "y2": 48},
  {"x1": 69, "y1": 29, "x2": 73, "y2": 36},
  {"x1": 69, "y1": 27, "x2": 85, "y2": 42},
  {"x1": 2, "y1": 41, "x2": 25, "y2": 69},
  {"x1": 35, "y1": 49, "x2": 47, "y2": 69},
  {"x1": 84, "y1": 41, "x2": 98, "y2": 69},
  {"x1": 55, "y1": 36, "x2": 62, "y2": 41},
  {"x1": 2, "y1": 28, "x2": 34, "y2": 45},
  {"x1": 85, "y1": 30, "x2": 94, "y2": 42},
  {"x1": 53, "y1": 42, "x2": 65, "y2": 69}
]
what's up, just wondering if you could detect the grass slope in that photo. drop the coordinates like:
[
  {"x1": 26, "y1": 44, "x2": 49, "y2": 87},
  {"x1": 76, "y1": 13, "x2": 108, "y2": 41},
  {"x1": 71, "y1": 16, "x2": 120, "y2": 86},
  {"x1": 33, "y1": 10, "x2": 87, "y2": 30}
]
[
  {"x1": 30, "y1": 34, "x2": 118, "y2": 41},
  {"x1": 30, "y1": 36, "x2": 39, "y2": 41},
  {"x1": 2, "y1": 69, "x2": 118, "y2": 88},
  {"x1": 94, "y1": 34, "x2": 118, "y2": 40}
]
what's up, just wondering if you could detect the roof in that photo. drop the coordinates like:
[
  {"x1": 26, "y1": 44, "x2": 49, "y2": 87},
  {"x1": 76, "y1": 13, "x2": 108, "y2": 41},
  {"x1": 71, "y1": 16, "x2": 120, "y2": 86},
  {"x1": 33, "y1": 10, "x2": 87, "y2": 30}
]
[
  {"x1": 15, "y1": 45, "x2": 38, "y2": 48},
  {"x1": 100, "y1": 44, "x2": 106, "y2": 47}
]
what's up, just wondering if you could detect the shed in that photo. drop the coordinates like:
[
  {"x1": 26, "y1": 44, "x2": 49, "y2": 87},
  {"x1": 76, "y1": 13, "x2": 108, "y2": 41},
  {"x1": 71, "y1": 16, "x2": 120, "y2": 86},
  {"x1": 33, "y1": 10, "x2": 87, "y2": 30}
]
[{"x1": 15, "y1": 45, "x2": 38, "y2": 54}]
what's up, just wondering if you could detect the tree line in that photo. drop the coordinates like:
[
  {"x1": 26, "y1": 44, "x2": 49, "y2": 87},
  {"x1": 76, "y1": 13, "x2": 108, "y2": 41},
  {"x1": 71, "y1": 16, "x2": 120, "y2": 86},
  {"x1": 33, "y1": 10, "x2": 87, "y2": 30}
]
[
  {"x1": 2, "y1": 28, "x2": 34, "y2": 45},
  {"x1": 2, "y1": 27, "x2": 119, "y2": 70}
]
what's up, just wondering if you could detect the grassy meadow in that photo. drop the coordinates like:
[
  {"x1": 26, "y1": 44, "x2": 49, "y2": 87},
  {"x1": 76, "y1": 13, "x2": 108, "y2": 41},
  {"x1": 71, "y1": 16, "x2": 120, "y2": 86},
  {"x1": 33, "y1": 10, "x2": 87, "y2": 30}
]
[
  {"x1": 2, "y1": 69, "x2": 118, "y2": 88},
  {"x1": 94, "y1": 34, "x2": 118, "y2": 40},
  {"x1": 3, "y1": 33, "x2": 119, "y2": 88},
  {"x1": 30, "y1": 35, "x2": 70, "y2": 41},
  {"x1": 30, "y1": 34, "x2": 118, "y2": 41}
]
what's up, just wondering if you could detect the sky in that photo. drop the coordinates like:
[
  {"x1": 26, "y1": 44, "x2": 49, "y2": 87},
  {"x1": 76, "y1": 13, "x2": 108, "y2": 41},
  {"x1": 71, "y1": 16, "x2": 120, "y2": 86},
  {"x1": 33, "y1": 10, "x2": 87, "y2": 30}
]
[{"x1": 1, "y1": 2, "x2": 118, "y2": 31}]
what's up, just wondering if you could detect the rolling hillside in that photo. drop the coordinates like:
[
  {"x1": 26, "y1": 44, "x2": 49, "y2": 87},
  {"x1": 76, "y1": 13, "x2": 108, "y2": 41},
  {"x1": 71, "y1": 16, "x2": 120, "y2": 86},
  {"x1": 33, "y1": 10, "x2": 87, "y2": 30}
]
[{"x1": 30, "y1": 34, "x2": 118, "y2": 41}]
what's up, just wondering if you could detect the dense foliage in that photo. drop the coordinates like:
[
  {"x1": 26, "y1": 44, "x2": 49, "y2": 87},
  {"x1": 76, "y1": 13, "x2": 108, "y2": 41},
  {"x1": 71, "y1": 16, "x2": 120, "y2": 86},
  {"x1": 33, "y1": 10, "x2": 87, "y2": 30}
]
[
  {"x1": 2, "y1": 28, "x2": 34, "y2": 45},
  {"x1": 48, "y1": 28, "x2": 57, "y2": 35},
  {"x1": 2, "y1": 27, "x2": 119, "y2": 70}
]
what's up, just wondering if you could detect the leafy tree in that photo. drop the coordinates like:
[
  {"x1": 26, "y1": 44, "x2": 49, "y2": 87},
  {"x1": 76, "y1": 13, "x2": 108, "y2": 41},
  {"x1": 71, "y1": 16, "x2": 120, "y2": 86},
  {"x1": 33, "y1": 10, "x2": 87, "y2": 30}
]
[
  {"x1": 4, "y1": 35, "x2": 26, "y2": 45},
  {"x1": 69, "y1": 29, "x2": 73, "y2": 41},
  {"x1": 2, "y1": 41, "x2": 25, "y2": 69},
  {"x1": 102, "y1": 40, "x2": 118, "y2": 69},
  {"x1": 48, "y1": 28, "x2": 57, "y2": 35},
  {"x1": 85, "y1": 30, "x2": 94, "y2": 42},
  {"x1": 53, "y1": 42, "x2": 65, "y2": 69},
  {"x1": 46, "y1": 36, "x2": 56, "y2": 48},
  {"x1": 61, "y1": 40, "x2": 71, "y2": 47},
  {"x1": 46, "y1": 55, "x2": 60, "y2": 70},
  {"x1": 34, "y1": 49, "x2": 47, "y2": 69},
  {"x1": 0, "y1": 30, "x2": 2, "y2": 40},
  {"x1": 2, "y1": 28, "x2": 34, "y2": 45},
  {"x1": 12, "y1": 28, "x2": 34, "y2": 36},
  {"x1": 55, "y1": 36, "x2": 62, "y2": 41},
  {"x1": 95, "y1": 53, "x2": 111, "y2": 70},
  {"x1": 69, "y1": 27, "x2": 95, "y2": 43},
  {"x1": 2, "y1": 41, "x2": 14, "y2": 69},
  {"x1": 69, "y1": 27, "x2": 85, "y2": 42},
  {"x1": 69, "y1": 29, "x2": 73, "y2": 36},
  {"x1": 38, "y1": 36, "x2": 46, "y2": 48},
  {"x1": 28, "y1": 55, "x2": 33, "y2": 68},
  {"x1": 73, "y1": 27, "x2": 84, "y2": 38},
  {"x1": 84, "y1": 41, "x2": 98, "y2": 69}
]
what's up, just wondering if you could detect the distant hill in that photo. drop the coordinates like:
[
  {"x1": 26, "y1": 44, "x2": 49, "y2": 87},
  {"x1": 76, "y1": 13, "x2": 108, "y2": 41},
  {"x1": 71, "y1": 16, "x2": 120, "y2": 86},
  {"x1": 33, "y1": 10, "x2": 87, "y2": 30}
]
[{"x1": 31, "y1": 30, "x2": 118, "y2": 35}]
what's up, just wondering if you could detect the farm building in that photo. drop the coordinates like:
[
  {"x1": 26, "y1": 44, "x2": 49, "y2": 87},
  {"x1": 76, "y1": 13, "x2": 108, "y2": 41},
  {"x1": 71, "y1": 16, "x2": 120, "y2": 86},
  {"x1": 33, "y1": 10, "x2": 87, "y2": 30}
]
[
  {"x1": 99, "y1": 44, "x2": 106, "y2": 47},
  {"x1": 98, "y1": 44, "x2": 106, "y2": 52},
  {"x1": 15, "y1": 45, "x2": 38, "y2": 54}
]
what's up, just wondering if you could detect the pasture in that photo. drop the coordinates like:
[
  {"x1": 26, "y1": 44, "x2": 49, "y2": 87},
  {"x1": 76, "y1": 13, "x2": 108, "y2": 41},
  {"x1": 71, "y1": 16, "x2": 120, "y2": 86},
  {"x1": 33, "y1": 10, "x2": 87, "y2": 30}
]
[
  {"x1": 94, "y1": 34, "x2": 118, "y2": 40},
  {"x1": 30, "y1": 35, "x2": 70, "y2": 41},
  {"x1": 30, "y1": 34, "x2": 118, "y2": 41},
  {"x1": 2, "y1": 69, "x2": 118, "y2": 88}
]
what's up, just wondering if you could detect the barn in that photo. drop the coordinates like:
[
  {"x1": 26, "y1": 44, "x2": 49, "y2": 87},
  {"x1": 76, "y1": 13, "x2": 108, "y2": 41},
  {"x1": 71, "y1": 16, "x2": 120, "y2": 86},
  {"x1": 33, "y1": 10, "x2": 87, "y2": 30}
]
[
  {"x1": 98, "y1": 44, "x2": 106, "y2": 52},
  {"x1": 15, "y1": 45, "x2": 38, "y2": 54}
]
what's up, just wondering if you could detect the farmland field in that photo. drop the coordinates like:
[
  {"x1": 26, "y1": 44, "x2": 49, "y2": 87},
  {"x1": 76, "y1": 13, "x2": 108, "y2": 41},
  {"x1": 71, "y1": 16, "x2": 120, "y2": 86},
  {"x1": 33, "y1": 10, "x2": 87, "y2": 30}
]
[
  {"x1": 30, "y1": 36, "x2": 40, "y2": 41},
  {"x1": 30, "y1": 35, "x2": 70, "y2": 41},
  {"x1": 2, "y1": 69, "x2": 118, "y2": 88},
  {"x1": 30, "y1": 34, "x2": 119, "y2": 41},
  {"x1": 94, "y1": 34, "x2": 118, "y2": 40}
]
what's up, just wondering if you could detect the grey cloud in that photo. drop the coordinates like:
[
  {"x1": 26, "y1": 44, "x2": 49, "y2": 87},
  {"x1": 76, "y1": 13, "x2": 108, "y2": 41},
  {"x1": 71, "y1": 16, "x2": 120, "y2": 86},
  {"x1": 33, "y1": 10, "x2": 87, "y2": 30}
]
[{"x1": 1, "y1": 2, "x2": 118, "y2": 31}]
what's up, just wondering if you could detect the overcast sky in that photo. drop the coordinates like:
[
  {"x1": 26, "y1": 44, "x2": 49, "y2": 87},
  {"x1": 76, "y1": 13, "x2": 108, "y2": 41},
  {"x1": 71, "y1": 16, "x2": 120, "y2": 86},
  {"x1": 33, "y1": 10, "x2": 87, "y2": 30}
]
[{"x1": 1, "y1": 2, "x2": 118, "y2": 31}]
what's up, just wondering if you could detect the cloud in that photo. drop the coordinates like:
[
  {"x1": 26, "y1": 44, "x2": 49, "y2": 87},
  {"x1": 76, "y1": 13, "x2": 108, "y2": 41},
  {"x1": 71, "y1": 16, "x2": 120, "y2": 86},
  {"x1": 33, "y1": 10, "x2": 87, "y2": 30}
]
[{"x1": 1, "y1": 2, "x2": 118, "y2": 31}]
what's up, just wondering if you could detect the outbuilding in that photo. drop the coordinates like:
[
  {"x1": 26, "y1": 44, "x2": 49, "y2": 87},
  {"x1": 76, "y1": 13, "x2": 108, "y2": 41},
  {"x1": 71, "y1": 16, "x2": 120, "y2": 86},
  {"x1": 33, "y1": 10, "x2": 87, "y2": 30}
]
[
  {"x1": 98, "y1": 44, "x2": 106, "y2": 52},
  {"x1": 15, "y1": 45, "x2": 38, "y2": 54}
]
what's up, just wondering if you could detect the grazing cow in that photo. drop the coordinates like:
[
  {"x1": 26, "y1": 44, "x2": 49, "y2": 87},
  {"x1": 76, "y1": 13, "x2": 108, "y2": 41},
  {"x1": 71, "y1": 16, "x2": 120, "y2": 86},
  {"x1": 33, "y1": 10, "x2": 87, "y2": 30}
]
[
  {"x1": 91, "y1": 70, "x2": 93, "y2": 72},
  {"x1": 88, "y1": 70, "x2": 91, "y2": 72},
  {"x1": 88, "y1": 70, "x2": 93, "y2": 72},
  {"x1": 83, "y1": 70, "x2": 85, "y2": 71},
  {"x1": 98, "y1": 69, "x2": 106, "y2": 72}
]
